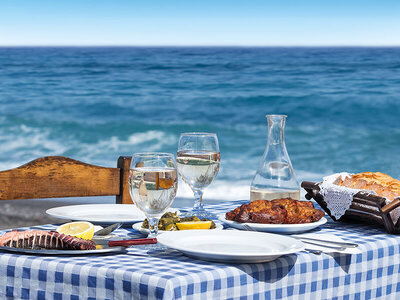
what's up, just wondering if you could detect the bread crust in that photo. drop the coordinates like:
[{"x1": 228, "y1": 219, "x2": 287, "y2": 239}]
[{"x1": 334, "y1": 172, "x2": 400, "y2": 201}]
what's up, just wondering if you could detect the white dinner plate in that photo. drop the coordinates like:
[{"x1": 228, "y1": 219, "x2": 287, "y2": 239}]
[
  {"x1": 157, "y1": 230, "x2": 304, "y2": 263},
  {"x1": 132, "y1": 222, "x2": 223, "y2": 235},
  {"x1": 46, "y1": 204, "x2": 146, "y2": 225},
  {"x1": 218, "y1": 214, "x2": 327, "y2": 234}
]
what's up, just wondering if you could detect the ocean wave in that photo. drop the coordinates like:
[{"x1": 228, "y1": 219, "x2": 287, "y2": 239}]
[
  {"x1": 0, "y1": 124, "x2": 68, "y2": 169},
  {"x1": 176, "y1": 179, "x2": 251, "y2": 201},
  {"x1": 1, "y1": 47, "x2": 400, "y2": 188},
  {"x1": 177, "y1": 168, "x2": 329, "y2": 202},
  {"x1": 0, "y1": 125, "x2": 177, "y2": 170}
]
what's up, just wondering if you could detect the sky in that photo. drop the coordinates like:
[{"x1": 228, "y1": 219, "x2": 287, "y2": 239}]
[{"x1": 0, "y1": 0, "x2": 399, "y2": 46}]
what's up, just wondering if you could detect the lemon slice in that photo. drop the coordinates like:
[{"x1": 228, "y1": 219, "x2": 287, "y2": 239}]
[
  {"x1": 176, "y1": 221, "x2": 212, "y2": 230},
  {"x1": 56, "y1": 221, "x2": 95, "y2": 240}
]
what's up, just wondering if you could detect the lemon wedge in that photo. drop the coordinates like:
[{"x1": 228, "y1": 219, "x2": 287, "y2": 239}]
[
  {"x1": 176, "y1": 221, "x2": 212, "y2": 230},
  {"x1": 56, "y1": 221, "x2": 95, "y2": 240}
]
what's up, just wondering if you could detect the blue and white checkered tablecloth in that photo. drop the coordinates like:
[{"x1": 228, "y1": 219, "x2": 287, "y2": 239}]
[{"x1": 1, "y1": 200, "x2": 400, "y2": 299}]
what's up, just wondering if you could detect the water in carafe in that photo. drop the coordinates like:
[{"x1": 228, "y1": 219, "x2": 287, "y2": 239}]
[{"x1": 250, "y1": 115, "x2": 300, "y2": 201}]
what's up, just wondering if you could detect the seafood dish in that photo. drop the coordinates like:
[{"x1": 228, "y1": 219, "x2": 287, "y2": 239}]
[
  {"x1": 0, "y1": 230, "x2": 96, "y2": 250},
  {"x1": 142, "y1": 212, "x2": 216, "y2": 231},
  {"x1": 225, "y1": 198, "x2": 325, "y2": 224},
  {"x1": 334, "y1": 172, "x2": 400, "y2": 201}
]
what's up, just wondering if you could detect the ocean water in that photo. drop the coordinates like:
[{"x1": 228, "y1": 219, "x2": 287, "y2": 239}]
[{"x1": 1, "y1": 47, "x2": 400, "y2": 201}]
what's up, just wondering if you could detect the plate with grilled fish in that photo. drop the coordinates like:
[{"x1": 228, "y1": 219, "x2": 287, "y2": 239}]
[
  {"x1": 219, "y1": 198, "x2": 327, "y2": 234},
  {"x1": 0, "y1": 229, "x2": 126, "y2": 255}
]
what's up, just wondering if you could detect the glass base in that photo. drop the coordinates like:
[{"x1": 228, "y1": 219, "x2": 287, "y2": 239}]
[
  {"x1": 181, "y1": 207, "x2": 218, "y2": 220},
  {"x1": 135, "y1": 243, "x2": 167, "y2": 251}
]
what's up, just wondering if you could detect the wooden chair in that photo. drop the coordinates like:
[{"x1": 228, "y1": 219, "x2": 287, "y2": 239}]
[{"x1": 0, "y1": 156, "x2": 133, "y2": 204}]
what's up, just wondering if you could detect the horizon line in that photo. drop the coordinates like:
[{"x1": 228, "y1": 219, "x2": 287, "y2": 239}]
[{"x1": 1, "y1": 45, "x2": 400, "y2": 48}]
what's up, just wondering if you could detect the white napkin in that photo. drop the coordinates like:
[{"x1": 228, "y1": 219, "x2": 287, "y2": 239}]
[
  {"x1": 293, "y1": 233, "x2": 361, "y2": 254},
  {"x1": 319, "y1": 173, "x2": 360, "y2": 220}
]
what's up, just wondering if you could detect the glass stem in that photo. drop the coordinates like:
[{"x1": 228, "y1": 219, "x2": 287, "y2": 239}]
[
  {"x1": 193, "y1": 189, "x2": 204, "y2": 211},
  {"x1": 147, "y1": 217, "x2": 159, "y2": 238}
]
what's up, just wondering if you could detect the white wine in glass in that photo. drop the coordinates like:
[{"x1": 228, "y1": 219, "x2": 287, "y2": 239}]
[
  {"x1": 177, "y1": 133, "x2": 220, "y2": 219},
  {"x1": 130, "y1": 167, "x2": 177, "y2": 216},
  {"x1": 129, "y1": 153, "x2": 178, "y2": 247}
]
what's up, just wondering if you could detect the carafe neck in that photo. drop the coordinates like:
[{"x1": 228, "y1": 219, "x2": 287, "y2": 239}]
[{"x1": 267, "y1": 115, "x2": 286, "y2": 145}]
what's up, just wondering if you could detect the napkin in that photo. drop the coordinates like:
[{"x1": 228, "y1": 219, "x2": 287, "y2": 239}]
[
  {"x1": 319, "y1": 172, "x2": 361, "y2": 220},
  {"x1": 293, "y1": 233, "x2": 361, "y2": 254}
]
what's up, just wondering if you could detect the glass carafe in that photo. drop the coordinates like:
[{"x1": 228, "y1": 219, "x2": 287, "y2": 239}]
[{"x1": 250, "y1": 114, "x2": 300, "y2": 201}]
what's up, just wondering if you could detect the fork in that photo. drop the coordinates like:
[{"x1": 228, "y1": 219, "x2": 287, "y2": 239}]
[
  {"x1": 240, "y1": 224, "x2": 322, "y2": 254},
  {"x1": 241, "y1": 224, "x2": 346, "y2": 252}
]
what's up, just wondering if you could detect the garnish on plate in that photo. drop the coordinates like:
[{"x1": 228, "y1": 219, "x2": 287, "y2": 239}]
[
  {"x1": 142, "y1": 212, "x2": 216, "y2": 231},
  {"x1": 176, "y1": 221, "x2": 212, "y2": 230},
  {"x1": 56, "y1": 221, "x2": 95, "y2": 240}
]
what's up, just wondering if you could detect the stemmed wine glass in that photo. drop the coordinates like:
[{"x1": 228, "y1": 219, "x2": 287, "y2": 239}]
[
  {"x1": 177, "y1": 133, "x2": 220, "y2": 219},
  {"x1": 129, "y1": 153, "x2": 178, "y2": 245}
]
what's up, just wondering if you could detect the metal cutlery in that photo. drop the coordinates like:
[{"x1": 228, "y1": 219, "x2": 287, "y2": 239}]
[
  {"x1": 94, "y1": 223, "x2": 122, "y2": 236},
  {"x1": 95, "y1": 237, "x2": 157, "y2": 247},
  {"x1": 304, "y1": 248, "x2": 322, "y2": 255},
  {"x1": 290, "y1": 236, "x2": 358, "y2": 248},
  {"x1": 241, "y1": 224, "x2": 356, "y2": 250},
  {"x1": 297, "y1": 240, "x2": 346, "y2": 251},
  {"x1": 29, "y1": 222, "x2": 123, "y2": 237}
]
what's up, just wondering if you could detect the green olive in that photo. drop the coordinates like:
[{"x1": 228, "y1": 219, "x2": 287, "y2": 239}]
[{"x1": 180, "y1": 216, "x2": 201, "y2": 222}]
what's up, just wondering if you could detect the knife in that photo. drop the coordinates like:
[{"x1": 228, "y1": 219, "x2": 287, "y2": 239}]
[
  {"x1": 291, "y1": 236, "x2": 358, "y2": 248},
  {"x1": 94, "y1": 223, "x2": 122, "y2": 236},
  {"x1": 94, "y1": 237, "x2": 157, "y2": 247}
]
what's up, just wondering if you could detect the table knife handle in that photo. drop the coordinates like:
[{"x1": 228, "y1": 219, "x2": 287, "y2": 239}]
[{"x1": 109, "y1": 238, "x2": 157, "y2": 247}]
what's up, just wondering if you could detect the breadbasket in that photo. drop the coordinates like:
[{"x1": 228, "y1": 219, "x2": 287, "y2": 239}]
[{"x1": 301, "y1": 181, "x2": 400, "y2": 234}]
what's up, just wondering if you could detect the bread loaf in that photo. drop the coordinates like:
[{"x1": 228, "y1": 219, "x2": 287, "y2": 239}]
[{"x1": 334, "y1": 172, "x2": 400, "y2": 201}]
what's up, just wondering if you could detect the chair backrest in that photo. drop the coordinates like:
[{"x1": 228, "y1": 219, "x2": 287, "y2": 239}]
[{"x1": 0, "y1": 156, "x2": 133, "y2": 204}]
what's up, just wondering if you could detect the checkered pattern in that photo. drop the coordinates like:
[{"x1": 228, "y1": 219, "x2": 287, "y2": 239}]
[{"x1": 1, "y1": 200, "x2": 400, "y2": 299}]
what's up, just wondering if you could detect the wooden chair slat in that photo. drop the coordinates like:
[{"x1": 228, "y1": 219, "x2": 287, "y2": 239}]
[
  {"x1": 116, "y1": 156, "x2": 132, "y2": 204},
  {"x1": 0, "y1": 156, "x2": 121, "y2": 200}
]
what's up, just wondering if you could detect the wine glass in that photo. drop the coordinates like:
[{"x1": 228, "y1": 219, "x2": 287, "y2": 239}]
[
  {"x1": 177, "y1": 133, "x2": 220, "y2": 219},
  {"x1": 128, "y1": 153, "x2": 178, "y2": 245}
]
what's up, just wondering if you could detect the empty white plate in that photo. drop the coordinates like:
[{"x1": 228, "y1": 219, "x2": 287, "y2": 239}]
[
  {"x1": 46, "y1": 204, "x2": 146, "y2": 224},
  {"x1": 157, "y1": 230, "x2": 304, "y2": 263}
]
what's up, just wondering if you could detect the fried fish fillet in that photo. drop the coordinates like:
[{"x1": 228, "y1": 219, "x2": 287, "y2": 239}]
[{"x1": 225, "y1": 198, "x2": 324, "y2": 224}]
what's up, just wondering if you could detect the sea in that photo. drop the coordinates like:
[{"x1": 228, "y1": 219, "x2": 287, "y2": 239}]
[{"x1": 1, "y1": 47, "x2": 400, "y2": 202}]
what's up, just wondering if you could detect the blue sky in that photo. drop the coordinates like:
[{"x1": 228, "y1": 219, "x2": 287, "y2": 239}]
[{"x1": 1, "y1": 0, "x2": 399, "y2": 46}]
